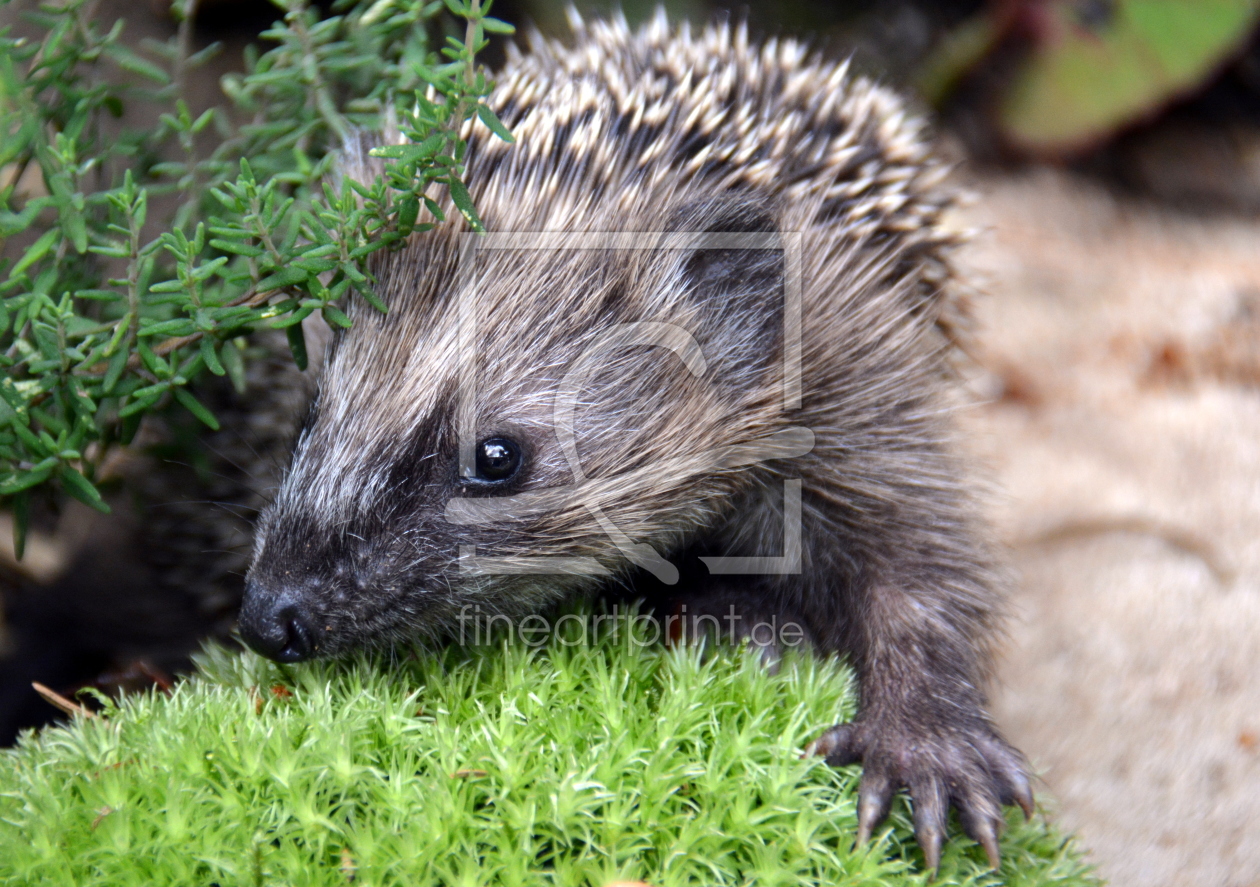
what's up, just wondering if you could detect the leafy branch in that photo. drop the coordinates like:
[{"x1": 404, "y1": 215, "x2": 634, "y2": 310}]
[{"x1": 0, "y1": 0, "x2": 515, "y2": 553}]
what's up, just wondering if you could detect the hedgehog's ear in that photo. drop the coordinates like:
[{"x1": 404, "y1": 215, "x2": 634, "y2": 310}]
[{"x1": 670, "y1": 197, "x2": 785, "y2": 389}]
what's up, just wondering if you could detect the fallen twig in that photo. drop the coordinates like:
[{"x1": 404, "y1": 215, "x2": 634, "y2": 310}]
[{"x1": 32, "y1": 681, "x2": 97, "y2": 719}]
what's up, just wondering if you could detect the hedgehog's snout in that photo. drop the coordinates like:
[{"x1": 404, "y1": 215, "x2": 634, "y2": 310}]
[{"x1": 239, "y1": 580, "x2": 320, "y2": 663}]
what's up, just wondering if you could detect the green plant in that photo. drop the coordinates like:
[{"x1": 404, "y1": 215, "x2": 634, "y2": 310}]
[
  {"x1": 0, "y1": 615, "x2": 1097, "y2": 886},
  {"x1": 919, "y1": 0, "x2": 1260, "y2": 155},
  {"x1": 0, "y1": 0, "x2": 514, "y2": 552}
]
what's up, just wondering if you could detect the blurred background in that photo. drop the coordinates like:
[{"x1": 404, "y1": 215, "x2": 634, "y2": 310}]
[{"x1": 2, "y1": 2, "x2": 1259, "y2": 886}]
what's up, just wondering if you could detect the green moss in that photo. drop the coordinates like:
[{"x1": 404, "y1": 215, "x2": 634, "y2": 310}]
[{"x1": 0, "y1": 616, "x2": 1096, "y2": 886}]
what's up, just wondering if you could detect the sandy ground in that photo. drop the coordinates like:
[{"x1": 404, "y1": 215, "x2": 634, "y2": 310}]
[{"x1": 956, "y1": 168, "x2": 1260, "y2": 887}]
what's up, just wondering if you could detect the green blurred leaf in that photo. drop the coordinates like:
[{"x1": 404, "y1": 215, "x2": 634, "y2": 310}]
[
  {"x1": 201, "y1": 337, "x2": 225, "y2": 376},
  {"x1": 257, "y1": 267, "x2": 310, "y2": 291},
  {"x1": 999, "y1": 0, "x2": 1260, "y2": 154},
  {"x1": 285, "y1": 322, "x2": 308, "y2": 371},
  {"x1": 59, "y1": 464, "x2": 110, "y2": 513},
  {"x1": 447, "y1": 177, "x2": 482, "y2": 231},
  {"x1": 481, "y1": 17, "x2": 515, "y2": 34},
  {"x1": 10, "y1": 229, "x2": 59, "y2": 279},
  {"x1": 104, "y1": 43, "x2": 170, "y2": 84},
  {"x1": 173, "y1": 387, "x2": 220, "y2": 430},
  {"x1": 476, "y1": 103, "x2": 514, "y2": 142}
]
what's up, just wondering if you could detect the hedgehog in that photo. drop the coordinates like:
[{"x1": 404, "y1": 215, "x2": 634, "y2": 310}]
[{"x1": 238, "y1": 11, "x2": 1034, "y2": 870}]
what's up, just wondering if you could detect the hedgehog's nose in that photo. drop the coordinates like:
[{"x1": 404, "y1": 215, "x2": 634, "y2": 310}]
[{"x1": 238, "y1": 583, "x2": 317, "y2": 663}]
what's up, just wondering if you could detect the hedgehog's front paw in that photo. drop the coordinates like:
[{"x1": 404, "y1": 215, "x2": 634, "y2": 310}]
[{"x1": 805, "y1": 717, "x2": 1033, "y2": 873}]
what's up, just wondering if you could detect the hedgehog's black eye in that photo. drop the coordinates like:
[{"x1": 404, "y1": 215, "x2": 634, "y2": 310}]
[{"x1": 474, "y1": 437, "x2": 521, "y2": 483}]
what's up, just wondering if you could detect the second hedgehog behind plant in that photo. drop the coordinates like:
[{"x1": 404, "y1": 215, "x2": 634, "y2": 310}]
[{"x1": 239, "y1": 11, "x2": 1033, "y2": 870}]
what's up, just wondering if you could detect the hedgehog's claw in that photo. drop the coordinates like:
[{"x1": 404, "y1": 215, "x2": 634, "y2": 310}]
[
  {"x1": 806, "y1": 717, "x2": 1030, "y2": 873},
  {"x1": 910, "y1": 776, "x2": 948, "y2": 875},
  {"x1": 802, "y1": 721, "x2": 860, "y2": 764},
  {"x1": 1013, "y1": 777, "x2": 1036, "y2": 821},
  {"x1": 988, "y1": 740, "x2": 1036, "y2": 820},
  {"x1": 855, "y1": 770, "x2": 894, "y2": 846},
  {"x1": 959, "y1": 801, "x2": 1004, "y2": 871}
]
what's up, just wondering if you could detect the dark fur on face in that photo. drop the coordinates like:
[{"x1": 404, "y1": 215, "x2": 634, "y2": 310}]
[{"x1": 240, "y1": 10, "x2": 1032, "y2": 872}]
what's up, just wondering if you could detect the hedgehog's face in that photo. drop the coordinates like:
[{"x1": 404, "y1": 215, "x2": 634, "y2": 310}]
[
  {"x1": 239, "y1": 197, "x2": 786, "y2": 662},
  {"x1": 239, "y1": 399, "x2": 575, "y2": 661}
]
